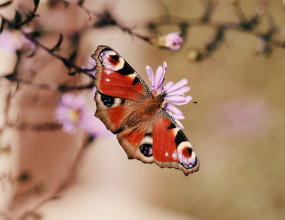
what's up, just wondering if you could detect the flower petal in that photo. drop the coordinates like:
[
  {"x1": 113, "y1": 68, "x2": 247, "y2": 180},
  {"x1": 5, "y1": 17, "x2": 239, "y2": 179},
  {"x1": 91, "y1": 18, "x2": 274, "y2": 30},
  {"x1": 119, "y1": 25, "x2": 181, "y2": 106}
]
[
  {"x1": 165, "y1": 32, "x2": 183, "y2": 50},
  {"x1": 62, "y1": 122, "x2": 77, "y2": 134},
  {"x1": 165, "y1": 95, "x2": 192, "y2": 105},
  {"x1": 167, "y1": 86, "x2": 190, "y2": 96},
  {"x1": 164, "y1": 81, "x2": 174, "y2": 91},
  {"x1": 80, "y1": 109, "x2": 112, "y2": 137},
  {"x1": 166, "y1": 79, "x2": 188, "y2": 94},
  {"x1": 163, "y1": 61, "x2": 167, "y2": 73},
  {"x1": 165, "y1": 95, "x2": 189, "y2": 102},
  {"x1": 146, "y1": 66, "x2": 155, "y2": 89},
  {"x1": 175, "y1": 119, "x2": 184, "y2": 129},
  {"x1": 165, "y1": 103, "x2": 183, "y2": 115},
  {"x1": 153, "y1": 66, "x2": 165, "y2": 91},
  {"x1": 173, "y1": 114, "x2": 185, "y2": 120}
]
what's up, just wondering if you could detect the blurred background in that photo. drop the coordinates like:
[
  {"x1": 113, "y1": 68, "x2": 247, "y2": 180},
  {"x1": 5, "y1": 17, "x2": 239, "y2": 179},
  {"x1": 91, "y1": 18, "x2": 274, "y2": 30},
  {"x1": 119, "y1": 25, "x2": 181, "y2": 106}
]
[{"x1": 0, "y1": 0, "x2": 285, "y2": 219}]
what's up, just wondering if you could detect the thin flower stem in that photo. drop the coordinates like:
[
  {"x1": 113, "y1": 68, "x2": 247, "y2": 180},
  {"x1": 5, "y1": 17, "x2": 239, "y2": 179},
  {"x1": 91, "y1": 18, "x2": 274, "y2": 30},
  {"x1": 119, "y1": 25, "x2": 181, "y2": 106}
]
[{"x1": 119, "y1": 25, "x2": 150, "y2": 43}]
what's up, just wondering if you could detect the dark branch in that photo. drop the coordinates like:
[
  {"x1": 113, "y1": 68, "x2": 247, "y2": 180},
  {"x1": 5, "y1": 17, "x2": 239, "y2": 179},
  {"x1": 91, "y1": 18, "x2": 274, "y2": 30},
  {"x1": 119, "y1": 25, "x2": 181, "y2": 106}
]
[
  {"x1": 20, "y1": 30, "x2": 96, "y2": 79},
  {"x1": 5, "y1": 74, "x2": 94, "y2": 91},
  {"x1": 6, "y1": 122, "x2": 61, "y2": 131}
]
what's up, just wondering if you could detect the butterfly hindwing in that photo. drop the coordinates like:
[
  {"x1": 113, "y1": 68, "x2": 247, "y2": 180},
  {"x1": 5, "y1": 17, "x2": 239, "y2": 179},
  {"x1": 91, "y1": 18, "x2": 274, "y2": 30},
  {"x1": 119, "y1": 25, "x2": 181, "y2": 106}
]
[
  {"x1": 117, "y1": 122, "x2": 154, "y2": 164},
  {"x1": 116, "y1": 110, "x2": 199, "y2": 175},
  {"x1": 152, "y1": 110, "x2": 199, "y2": 175}
]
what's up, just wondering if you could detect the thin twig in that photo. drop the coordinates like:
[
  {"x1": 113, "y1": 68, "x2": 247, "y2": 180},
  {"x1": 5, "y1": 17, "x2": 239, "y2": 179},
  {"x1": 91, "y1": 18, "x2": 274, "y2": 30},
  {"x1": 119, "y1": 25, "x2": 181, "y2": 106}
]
[
  {"x1": 20, "y1": 30, "x2": 96, "y2": 79},
  {"x1": 5, "y1": 75, "x2": 94, "y2": 91},
  {"x1": 6, "y1": 122, "x2": 61, "y2": 131}
]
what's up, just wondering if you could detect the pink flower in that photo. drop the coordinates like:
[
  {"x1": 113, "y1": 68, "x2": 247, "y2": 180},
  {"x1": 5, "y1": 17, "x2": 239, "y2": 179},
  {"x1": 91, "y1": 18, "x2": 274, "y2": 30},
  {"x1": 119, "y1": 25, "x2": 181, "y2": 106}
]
[
  {"x1": 151, "y1": 32, "x2": 183, "y2": 50},
  {"x1": 80, "y1": 113, "x2": 112, "y2": 137},
  {"x1": 55, "y1": 93, "x2": 87, "y2": 134},
  {"x1": 0, "y1": 29, "x2": 35, "y2": 54},
  {"x1": 218, "y1": 97, "x2": 275, "y2": 136},
  {"x1": 55, "y1": 93, "x2": 110, "y2": 137},
  {"x1": 84, "y1": 56, "x2": 97, "y2": 77},
  {"x1": 165, "y1": 32, "x2": 183, "y2": 50},
  {"x1": 0, "y1": 30, "x2": 23, "y2": 53},
  {"x1": 146, "y1": 62, "x2": 192, "y2": 128}
]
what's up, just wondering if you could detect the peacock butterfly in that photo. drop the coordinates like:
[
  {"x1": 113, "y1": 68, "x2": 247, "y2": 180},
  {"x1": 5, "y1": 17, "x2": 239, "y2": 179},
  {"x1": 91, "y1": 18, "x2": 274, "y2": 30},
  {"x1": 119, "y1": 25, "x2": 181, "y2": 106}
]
[{"x1": 91, "y1": 45, "x2": 199, "y2": 175}]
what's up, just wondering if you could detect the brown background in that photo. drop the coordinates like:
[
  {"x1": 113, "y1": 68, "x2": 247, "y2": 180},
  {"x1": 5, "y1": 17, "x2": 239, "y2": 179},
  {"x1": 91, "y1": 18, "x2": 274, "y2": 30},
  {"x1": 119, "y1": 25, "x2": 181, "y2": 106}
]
[{"x1": 0, "y1": 0, "x2": 285, "y2": 219}]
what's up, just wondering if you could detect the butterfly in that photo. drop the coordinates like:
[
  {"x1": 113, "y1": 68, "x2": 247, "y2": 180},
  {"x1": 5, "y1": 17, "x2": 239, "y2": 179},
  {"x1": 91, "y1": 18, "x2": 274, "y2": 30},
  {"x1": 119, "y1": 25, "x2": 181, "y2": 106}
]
[{"x1": 91, "y1": 45, "x2": 199, "y2": 175}]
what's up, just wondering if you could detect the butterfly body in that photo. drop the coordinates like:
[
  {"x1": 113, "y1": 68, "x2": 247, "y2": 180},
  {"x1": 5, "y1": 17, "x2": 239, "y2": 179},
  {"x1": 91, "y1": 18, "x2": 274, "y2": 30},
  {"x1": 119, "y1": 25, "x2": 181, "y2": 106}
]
[
  {"x1": 127, "y1": 93, "x2": 166, "y2": 124},
  {"x1": 92, "y1": 45, "x2": 199, "y2": 175}
]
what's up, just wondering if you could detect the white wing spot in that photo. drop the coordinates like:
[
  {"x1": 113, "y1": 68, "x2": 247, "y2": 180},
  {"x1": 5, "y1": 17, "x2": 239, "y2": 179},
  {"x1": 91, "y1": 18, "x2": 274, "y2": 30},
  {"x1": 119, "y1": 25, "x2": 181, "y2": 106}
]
[
  {"x1": 104, "y1": 69, "x2": 112, "y2": 74},
  {"x1": 172, "y1": 152, "x2": 178, "y2": 160}
]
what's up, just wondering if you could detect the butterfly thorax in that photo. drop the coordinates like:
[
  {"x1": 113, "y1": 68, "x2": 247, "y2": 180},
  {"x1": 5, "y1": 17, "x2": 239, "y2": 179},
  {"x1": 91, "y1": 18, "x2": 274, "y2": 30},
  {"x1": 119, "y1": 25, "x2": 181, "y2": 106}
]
[
  {"x1": 143, "y1": 93, "x2": 166, "y2": 112},
  {"x1": 125, "y1": 93, "x2": 166, "y2": 128}
]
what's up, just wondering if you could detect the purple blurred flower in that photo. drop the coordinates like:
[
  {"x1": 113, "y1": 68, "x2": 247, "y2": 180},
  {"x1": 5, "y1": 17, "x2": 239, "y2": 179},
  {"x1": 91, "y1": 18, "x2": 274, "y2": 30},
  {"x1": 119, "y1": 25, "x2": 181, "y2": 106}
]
[
  {"x1": 165, "y1": 32, "x2": 183, "y2": 50},
  {"x1": 0, "y1": 29, "x2": 35, "y2": 54},
  {"x1": 55, "y1": 93, "x2": 110, "y2": 137},
  {"x1": 218, "y1": 97, "x2": 274, "y2": 136},
  {"x1": 80, "y1": 113, "x2": 112, "y2": 137},
  {"x1": 151, "y1": 32, "x2": 183, "y2": 50},
  {"x1": 55, "y1": 93, "x2": 87, "y2": 134},
  {"x1": 146, "y1": 62, "x2": 192, "y2": 128},
  {"x1": 84, "y1": 56, "x2": 97, "y2": 77},
  {"x1": 21, "y1": 28, "x2": 36, "y2": 52},
  {"x1": 0, "y1": 30, "x2": 23, "y2": 53}
]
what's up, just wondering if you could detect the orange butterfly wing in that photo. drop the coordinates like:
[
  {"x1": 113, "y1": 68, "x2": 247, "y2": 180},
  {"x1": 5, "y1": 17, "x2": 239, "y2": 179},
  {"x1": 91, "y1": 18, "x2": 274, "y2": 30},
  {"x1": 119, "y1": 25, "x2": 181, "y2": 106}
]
[
  {"x1": 92, "y1": 45, "x2": 150, "y2": 133},
  {"x1": 92, "y1": 45, "x2": 199, "y2": 175},
  {"x1": 153, "y1": 110, "x2": 199, "y2": 175},
  {"x1": 92, "y1": 45, "x2": 149, "y2": 100}
]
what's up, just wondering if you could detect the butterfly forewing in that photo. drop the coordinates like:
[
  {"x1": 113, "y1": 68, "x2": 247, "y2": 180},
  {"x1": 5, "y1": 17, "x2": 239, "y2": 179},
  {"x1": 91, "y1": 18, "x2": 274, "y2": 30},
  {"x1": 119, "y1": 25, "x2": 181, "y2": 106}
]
[
  {"x1": 92, "y1": 45, "x2": 149, "y2": 133},
  {"x1": 92, "y1": 45, "x2": 150, "y2": 100}
]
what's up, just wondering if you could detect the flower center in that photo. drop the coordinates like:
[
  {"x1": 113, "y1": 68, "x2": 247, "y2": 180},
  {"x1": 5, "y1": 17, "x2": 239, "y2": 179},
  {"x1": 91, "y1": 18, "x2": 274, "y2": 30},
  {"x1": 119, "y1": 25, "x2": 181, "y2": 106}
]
[{"x1": 68, "y1": 109, "x2": 80, "y2": 122}]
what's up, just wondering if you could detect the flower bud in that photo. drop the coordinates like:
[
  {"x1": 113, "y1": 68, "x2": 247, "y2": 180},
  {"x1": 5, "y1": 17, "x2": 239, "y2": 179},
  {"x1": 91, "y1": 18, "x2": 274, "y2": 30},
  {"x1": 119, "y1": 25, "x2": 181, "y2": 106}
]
[
  {"x1": 186, "y1": 49, "x2": 201, "y2": 62},
  {"x1": 151, "y1": 32, "x2": 183, "y2": 50}
]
